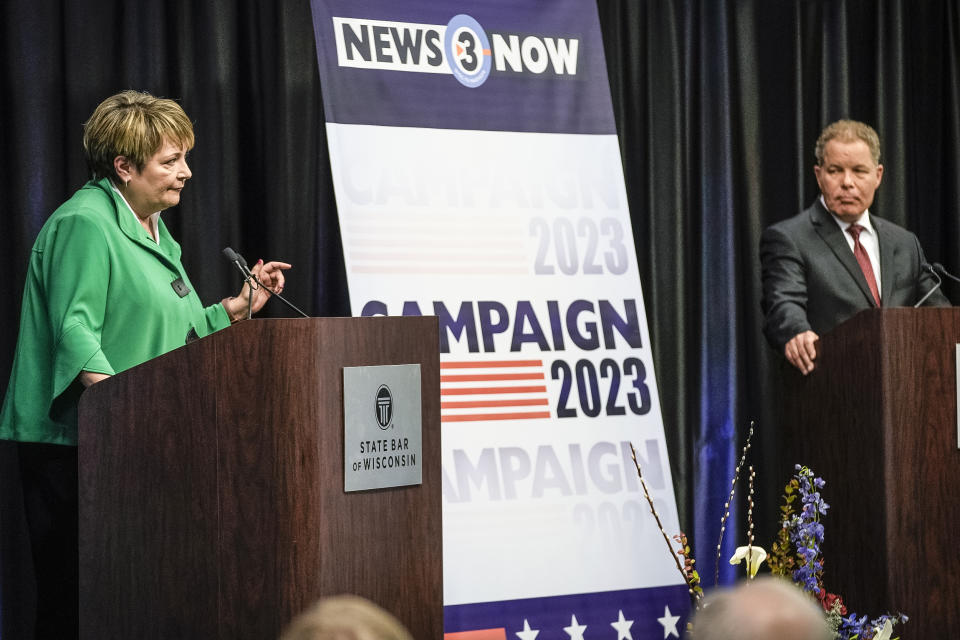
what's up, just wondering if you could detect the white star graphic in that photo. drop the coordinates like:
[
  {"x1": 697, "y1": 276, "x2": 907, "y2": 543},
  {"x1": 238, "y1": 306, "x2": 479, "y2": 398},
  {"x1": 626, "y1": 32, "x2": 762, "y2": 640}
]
[
  {"x1": 657, "y1": 605, "x2": 680, "y2": 639},
  {"x1": 563, "y1": 614, "x2": 587, "y2": 640},
  {"x1": 610, "y1": 609, "x2": 634, "y2": 640},
  {"x1": 515, "y1": 619, "x2": 539, "y2": 640}
]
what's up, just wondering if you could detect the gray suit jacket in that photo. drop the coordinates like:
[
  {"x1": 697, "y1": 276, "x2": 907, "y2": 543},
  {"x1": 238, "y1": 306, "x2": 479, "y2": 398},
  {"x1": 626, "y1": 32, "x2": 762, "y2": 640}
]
[{"x1": 760, "y1": 200, "x2": 950, "y2": 350}]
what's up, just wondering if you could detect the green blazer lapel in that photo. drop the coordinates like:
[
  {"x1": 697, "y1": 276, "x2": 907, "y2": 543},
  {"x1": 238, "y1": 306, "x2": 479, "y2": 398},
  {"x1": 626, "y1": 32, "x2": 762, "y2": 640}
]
[{"x1": 809, "y1": 201, "x2": 878, "y2": 306}]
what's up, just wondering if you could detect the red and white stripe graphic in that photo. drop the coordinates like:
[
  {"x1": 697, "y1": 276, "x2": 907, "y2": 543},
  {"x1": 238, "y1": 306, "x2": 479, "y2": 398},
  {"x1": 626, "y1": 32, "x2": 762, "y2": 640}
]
[
  {"x1": 444, "y1": 629, "x2": 507, "y2": 640},
  {"x1": 344, "y1": 213, "x2": 527, "y2": 275},
  {"x1": 440, "y1": 359, "x2": 551, "y2": 423}
]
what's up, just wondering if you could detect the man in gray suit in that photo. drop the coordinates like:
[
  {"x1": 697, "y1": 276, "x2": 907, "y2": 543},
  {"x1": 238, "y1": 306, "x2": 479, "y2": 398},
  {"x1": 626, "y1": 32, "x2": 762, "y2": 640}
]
[{"x1": 761, "y1": 119, "x2": 949, "y2": 375}]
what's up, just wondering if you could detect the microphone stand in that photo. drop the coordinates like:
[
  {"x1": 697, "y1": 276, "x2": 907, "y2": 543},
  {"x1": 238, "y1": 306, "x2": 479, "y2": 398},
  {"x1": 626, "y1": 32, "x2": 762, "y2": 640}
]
[
  {"x1": 914, "y1": 263, "x2": 943, "y2": 307},
  {"x1": 245, "y1": 269, "x2": 308, "y2": 317},
  {"x1": 222, "y1": 247, "x2": 309, "y2": 318}
]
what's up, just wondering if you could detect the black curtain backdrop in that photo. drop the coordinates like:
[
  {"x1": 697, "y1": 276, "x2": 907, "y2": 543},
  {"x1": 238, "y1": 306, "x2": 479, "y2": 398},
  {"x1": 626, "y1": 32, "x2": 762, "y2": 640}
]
[{"x1": 1, "y1": 1, "x2": 958, "y2": 636}]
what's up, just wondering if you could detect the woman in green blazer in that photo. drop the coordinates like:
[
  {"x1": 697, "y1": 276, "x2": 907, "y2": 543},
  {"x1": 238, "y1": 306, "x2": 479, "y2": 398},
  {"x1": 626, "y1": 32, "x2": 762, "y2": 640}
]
[{"x1": 0, "y1": 90, "x2": 291, "y2": 638}]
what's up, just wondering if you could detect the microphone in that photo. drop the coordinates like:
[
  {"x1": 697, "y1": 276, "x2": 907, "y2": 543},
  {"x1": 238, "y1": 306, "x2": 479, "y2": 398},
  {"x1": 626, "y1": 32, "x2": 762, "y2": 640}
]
[
  {"x1": 222, "y1": 246, "x2": 309, "y2": 318},
  {"x1": 223, "y1": 246, "x2": 255, "y2": 320},
  {"x1": 914, "y1": 263, "x2": 942, "y2": 307},
  {"x1": 933, "y1": 262, "x2": 960, "y2": 285},
  {"x1": 223, "y1": 246, "x2": 253, "y2": 279}
]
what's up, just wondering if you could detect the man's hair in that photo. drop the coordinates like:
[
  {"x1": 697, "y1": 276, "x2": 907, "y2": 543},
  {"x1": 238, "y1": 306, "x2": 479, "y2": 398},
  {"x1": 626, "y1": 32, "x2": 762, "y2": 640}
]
[
  {"x1": 690, "y1": 577, "x2": 831, "y2": 640},
  {"x1": 814, "y1": 119, "x2": 881, "y2": 166},
  {"x1": 279, "y1": 595, "x2": 414, "y2": 640},
  {"x1": 83, "y1": 90, "x2": 194, "y2": 181}
]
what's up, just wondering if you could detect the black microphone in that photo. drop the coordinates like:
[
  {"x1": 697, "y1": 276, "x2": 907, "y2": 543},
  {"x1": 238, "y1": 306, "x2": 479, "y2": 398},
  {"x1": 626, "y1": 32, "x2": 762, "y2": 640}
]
[
  {"x1": 222, "y1": 246, "x2": 309, "y2": 318},
  {"x1": 933, "y1": 262, "x2": 960, "y2": 285},
  {"x1": 914, "y1": 263, "x2": 943, "y2": 307},
  {"x1": 223, "y1": 246, "x2": 255, "y2": 320},
  {"x1": 223, "y1": 246, "x2": 252, "y2": 280}
]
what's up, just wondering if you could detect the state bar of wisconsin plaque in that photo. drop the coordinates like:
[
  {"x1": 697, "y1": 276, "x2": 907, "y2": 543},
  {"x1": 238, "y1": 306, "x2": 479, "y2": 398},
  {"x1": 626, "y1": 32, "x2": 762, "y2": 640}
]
[{"x1": 343, "y1": 364, "x2": 422, "y2": 492}]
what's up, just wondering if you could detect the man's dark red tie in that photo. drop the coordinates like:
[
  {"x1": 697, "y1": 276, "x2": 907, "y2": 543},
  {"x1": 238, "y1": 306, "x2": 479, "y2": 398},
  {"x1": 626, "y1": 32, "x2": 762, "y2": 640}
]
[{"x1": 846, "y1": 224, "x2": 881, "y2": 306}]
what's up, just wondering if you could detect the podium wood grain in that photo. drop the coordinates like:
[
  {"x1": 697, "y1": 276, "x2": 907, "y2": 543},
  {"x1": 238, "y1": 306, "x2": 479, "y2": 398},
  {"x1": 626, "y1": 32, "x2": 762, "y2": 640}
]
[
  {"x1": 780, "y1": 308, "x2": 960, "y2": 639},
  {"x1": 78, "y1": 317, "x2": 441, "y2": 640}
]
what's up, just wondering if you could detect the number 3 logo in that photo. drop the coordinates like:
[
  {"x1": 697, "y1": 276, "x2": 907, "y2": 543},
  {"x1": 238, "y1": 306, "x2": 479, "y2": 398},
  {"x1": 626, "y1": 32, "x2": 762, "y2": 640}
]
[{"x1": 445, "y1": 14, "x2": 491, "y2": 88}]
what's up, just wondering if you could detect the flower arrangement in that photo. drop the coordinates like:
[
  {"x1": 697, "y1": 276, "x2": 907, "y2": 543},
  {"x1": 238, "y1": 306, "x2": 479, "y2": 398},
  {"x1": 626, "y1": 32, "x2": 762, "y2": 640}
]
[
  {"x1": 630, "y1": 434, "x2": 908, "y2": 640},
  {"x1": 771, "y1": 465, "x2": 907, "y2": 640}
]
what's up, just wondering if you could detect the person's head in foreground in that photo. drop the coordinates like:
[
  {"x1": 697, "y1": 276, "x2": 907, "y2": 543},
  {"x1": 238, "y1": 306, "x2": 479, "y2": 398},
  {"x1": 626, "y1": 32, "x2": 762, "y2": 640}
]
[
  {"x1": 689, "y1": 577, "x2": 831, "y2": 640},
  {"x1": 279, "y1": 595, "x2": 414, "y2": 640}
]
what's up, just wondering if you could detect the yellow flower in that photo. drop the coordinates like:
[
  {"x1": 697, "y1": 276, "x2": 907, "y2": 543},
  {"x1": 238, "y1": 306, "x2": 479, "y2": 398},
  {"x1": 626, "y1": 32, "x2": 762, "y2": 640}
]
[{"x1": 729, "y1": 545, "x2": 767, "y2": 578}]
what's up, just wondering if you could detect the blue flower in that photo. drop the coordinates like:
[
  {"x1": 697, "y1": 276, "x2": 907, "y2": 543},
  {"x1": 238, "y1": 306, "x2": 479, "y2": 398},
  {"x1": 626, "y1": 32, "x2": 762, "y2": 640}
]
[
  {"x1": 782, "y1": 466, "x2": 907, "y2": 640},
  {"x1": 784, "y1": 467, "x2": 830, "y2": 596}
]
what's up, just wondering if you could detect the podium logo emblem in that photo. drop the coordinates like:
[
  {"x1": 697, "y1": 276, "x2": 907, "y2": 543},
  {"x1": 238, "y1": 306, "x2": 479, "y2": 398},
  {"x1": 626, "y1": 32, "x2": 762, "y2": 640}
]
[{"x1": 375, "y1": 384, "x2": 394, "y2": 429}]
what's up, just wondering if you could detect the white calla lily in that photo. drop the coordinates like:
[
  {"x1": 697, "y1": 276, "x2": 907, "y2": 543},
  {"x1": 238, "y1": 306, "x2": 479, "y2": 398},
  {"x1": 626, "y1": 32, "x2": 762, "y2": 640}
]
[
  {"x1": 872, "y1": 619, "x2": 893, "y2": 640},
  {"x1": 729, "y1": 545, "x2": 767, "y2": 578}
]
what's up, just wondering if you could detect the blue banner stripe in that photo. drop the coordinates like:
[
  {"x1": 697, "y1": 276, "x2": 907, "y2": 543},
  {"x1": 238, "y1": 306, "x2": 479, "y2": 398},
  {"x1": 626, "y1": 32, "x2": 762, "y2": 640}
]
[{"x1": 444, "y1": 585, "x2": 692, "y2": 637}]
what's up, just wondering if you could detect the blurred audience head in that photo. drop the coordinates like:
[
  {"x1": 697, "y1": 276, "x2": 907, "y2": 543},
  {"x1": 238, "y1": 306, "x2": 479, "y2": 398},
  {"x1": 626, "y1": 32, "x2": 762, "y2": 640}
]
[
  {"x1": 690, "y1": 577, "x2": 831, "y2": 640},
  {"x1": 279, "y1": 595, "x2": 414, "y2": 640}
]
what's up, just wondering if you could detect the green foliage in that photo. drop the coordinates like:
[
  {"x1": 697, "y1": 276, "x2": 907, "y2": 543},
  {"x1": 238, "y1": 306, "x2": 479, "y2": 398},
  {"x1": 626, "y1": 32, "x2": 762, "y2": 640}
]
[{"x1": 767, "y1": 478, "x2": 798, "y2": 576}]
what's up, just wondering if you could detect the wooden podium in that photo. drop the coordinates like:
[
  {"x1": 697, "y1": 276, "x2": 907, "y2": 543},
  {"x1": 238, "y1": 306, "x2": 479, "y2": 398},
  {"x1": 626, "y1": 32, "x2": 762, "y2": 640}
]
[
  {"x1": 780, "y1": 308, "x2": 960, "y2": 638},
  {"x1": 77, "y1": 317, "x2": 441, "y2": 639}
]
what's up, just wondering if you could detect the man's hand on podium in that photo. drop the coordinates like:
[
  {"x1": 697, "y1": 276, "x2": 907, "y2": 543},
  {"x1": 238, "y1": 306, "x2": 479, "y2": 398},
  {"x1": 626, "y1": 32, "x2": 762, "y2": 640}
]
[{"x1": 785, "y1": 330, "x2": 819, "y2": 375}]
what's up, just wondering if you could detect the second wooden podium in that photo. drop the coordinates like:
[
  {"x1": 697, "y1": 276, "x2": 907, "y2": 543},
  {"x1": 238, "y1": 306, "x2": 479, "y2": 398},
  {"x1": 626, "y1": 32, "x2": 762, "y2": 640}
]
[{"x1": 780, "y1": 308, "x2": 960, "y2": 639}]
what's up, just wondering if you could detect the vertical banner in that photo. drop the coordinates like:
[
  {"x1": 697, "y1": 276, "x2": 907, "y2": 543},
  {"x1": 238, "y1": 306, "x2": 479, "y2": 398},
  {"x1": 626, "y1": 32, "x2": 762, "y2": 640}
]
[{"x1": 310, "y1": 1, "x2": 690, "y2": 637}]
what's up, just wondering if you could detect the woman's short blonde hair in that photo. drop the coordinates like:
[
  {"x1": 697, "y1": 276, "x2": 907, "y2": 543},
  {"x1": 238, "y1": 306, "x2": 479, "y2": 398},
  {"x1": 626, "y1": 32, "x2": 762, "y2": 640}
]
[
  {"x1": 279, "y1": 595, "x2": 414, "y2": 640},
  {"x1": 83, "y1": 90, "x2": 194, "y2": 181}
]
